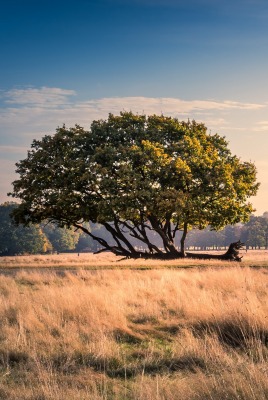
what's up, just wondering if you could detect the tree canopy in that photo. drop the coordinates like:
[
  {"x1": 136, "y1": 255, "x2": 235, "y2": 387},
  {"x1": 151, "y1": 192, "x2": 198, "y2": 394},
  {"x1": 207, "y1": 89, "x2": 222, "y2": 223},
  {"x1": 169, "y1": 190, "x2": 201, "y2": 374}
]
[{"x1": 9, "y1": 112, "x2": 259, "y2": 259}]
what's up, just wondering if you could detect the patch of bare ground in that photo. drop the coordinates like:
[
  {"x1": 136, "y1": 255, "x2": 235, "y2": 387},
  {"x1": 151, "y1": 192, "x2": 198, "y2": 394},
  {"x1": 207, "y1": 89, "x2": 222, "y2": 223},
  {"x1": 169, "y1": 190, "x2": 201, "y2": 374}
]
[{"x1": 0, "y1": 265, "x2": 268, "y2": 398}]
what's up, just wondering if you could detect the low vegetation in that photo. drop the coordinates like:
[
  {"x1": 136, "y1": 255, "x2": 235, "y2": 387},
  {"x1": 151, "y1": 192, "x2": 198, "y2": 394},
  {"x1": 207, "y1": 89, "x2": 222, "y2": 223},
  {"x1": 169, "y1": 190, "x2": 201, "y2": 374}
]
[{"x1": 0, "y1": 252, "x2": 268, "y2": 399}]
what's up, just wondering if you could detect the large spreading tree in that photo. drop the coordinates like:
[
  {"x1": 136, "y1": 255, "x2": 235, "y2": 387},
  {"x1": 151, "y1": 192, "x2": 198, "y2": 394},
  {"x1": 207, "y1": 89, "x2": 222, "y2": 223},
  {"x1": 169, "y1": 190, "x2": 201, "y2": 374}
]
[{"x1": 9, "y1": 112, "x2": 259, "y2": 259}]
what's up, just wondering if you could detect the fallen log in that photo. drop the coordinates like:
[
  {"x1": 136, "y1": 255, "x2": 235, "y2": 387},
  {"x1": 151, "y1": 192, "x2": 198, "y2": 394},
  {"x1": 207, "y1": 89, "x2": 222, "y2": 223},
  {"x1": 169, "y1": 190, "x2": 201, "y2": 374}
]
[
  {"x1": 186, "y1": 240, "x2": 244, "y2": 262},
  {"x1": 118, "y1": 240, "x2": 245, "y2": 261}
]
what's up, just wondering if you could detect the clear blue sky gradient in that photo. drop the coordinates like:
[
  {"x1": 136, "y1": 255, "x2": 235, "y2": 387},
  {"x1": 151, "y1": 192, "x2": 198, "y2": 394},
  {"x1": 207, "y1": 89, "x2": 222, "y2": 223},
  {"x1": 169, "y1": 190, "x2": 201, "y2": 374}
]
[
  {"x1": 1, "y1": 0, "x2": 268, "y2": 99},
  {"x1": 1, "y1": 0, "x2": 268, "y2": 213}
]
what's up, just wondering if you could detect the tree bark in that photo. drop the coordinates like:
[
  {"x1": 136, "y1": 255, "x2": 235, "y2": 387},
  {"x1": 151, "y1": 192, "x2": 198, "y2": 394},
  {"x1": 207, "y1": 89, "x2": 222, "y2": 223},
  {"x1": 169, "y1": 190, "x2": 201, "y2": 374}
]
[
  {"x1": 148, "y1": 215, "x2": 179, "y2": 255},
  {"x1": 180, "y1": 222, "x2": 188, "y2": 257}
]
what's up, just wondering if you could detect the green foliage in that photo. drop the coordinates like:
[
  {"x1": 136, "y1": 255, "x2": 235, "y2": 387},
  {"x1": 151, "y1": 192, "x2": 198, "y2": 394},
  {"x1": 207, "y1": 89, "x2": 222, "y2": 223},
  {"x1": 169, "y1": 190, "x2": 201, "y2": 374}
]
[
  {"x1": 0, "y1": 202, "x2": 48, "y2": 255},
  {"x1": 9, "y1": 112, "x2": 259, "y2": 258},
  {"x1": 0, "y1": 203, "x2": 84, "y2": 255},
  {"x1": 42, "y1": 224, "x2": 79, "y2": 252},
  {"x1": 244, "y1": 215, "x2": 268, "y2": 249}
]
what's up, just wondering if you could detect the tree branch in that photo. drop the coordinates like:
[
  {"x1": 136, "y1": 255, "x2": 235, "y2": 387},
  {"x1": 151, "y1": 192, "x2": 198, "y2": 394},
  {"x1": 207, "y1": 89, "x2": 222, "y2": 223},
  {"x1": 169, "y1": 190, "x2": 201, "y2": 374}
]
[
  {"x1": 119, "y1": 219, "x2": 163, "y2": 254},
  {"x1": 148, "y1": 214, "x2": 179, "y2": 254}
]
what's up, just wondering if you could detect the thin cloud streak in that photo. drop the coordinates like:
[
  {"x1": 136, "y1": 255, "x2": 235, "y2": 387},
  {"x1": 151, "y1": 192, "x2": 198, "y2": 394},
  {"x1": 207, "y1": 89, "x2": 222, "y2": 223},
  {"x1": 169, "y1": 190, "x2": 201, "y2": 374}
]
[
  {"x1": 2, "y1": 87, "x2": 264, "y2": 112},
  {"x1": 0, "y1": 88, "x2": 266, "y2": 151},
  {"x1": 3, "y1": 87, "x2": 76, "y2": 107},
  {"x1": 0, "y1": 88, "x2": 265, "y2": 138},
  {"x1": 253, "y1": 121, "x2": 268, "y2": 132}
]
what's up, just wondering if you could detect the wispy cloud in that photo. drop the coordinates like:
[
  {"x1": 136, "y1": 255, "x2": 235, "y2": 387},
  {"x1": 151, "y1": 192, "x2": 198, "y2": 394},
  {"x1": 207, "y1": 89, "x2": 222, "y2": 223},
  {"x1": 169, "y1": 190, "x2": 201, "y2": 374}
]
[
  {"x1": 79, "y1": 97, "x2": 264, "y2": 115},
  {"x1": 2, "y1": 88, "x2": 264, "y2": 113},
  {"x1": 253, "y1": 121, "x2": 268, "y2": 132},
  {"x1": 3, "y1": 87, "x2": 76, "y2": 107},
  {"x1": 0, "y1": 87, "x2": 266, "y2": 146}
]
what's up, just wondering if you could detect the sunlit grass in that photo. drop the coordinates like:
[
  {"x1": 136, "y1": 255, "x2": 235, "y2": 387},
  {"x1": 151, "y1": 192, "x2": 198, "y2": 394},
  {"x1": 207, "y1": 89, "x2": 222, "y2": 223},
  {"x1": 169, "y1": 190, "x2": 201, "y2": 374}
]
[
  {"x1": 0, "y1": 249, "x2": 268, "y2": 270},
  {"x1": 0, "y1": 262, "x2": 268, "y2": 399}
]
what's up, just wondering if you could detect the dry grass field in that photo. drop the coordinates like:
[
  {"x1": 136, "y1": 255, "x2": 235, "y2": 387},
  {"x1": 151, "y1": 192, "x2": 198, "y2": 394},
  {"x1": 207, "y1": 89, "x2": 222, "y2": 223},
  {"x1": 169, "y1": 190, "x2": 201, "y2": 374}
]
[
  {"x1": 0, "y1": 251, "x2": 268, "y2": 399},
  {"x1": 1, "y1": 248, "x2": 268, "y2": 270}
]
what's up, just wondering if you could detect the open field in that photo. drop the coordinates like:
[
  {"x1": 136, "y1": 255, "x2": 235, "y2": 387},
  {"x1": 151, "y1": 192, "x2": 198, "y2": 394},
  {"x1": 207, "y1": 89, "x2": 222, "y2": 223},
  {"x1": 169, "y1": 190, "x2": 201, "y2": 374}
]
[
  {"x1": 1, "y1": 249, "x2": 268, "y2": 271},
  {"x1": 0, "y1": 253, "x2": 268, "y2": 399}
]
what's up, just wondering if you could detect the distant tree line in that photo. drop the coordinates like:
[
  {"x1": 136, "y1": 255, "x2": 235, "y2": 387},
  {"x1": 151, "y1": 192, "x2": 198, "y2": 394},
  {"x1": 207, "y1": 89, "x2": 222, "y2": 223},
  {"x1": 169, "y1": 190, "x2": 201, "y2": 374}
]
[
  {"x1": 1, "y1": 202, "x2": 268, "y2": 256},
  {"x1": 186, "y1": 213, "x2": 268, "y2": 250},
  {"x1": 0, "y1": 202, "x2": 92, "y2": 255}
]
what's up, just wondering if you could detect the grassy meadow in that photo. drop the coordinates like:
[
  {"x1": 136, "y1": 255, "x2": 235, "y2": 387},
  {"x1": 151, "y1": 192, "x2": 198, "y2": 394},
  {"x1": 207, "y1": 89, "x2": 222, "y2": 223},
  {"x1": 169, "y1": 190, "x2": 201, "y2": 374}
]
[{"x1": 0, "y1": 251, "x2": 268, "y2": 399}]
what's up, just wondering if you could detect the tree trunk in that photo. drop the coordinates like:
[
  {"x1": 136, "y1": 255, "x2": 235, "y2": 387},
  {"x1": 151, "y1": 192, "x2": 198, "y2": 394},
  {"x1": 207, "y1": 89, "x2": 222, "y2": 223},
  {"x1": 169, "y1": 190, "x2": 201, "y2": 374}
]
[
  {"x1": 148, "y1": 215, "x2": 179, "y2": 256},
  {"x1": 180, "y1": 222, "x2": 188, "y2": 257}
]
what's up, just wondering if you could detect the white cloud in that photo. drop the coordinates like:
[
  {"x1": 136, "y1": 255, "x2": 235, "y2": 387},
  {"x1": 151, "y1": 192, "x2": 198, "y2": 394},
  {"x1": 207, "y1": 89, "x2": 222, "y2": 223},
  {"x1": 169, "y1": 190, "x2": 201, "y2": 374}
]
[
  {"x1": 76, "y1": 97, "x2": 264, "y2": 116},
  {"x1": 3, "y1": 87, "x2": 76, "y2": 107},
  {"x1": 1, "y1": 87, "x2": 264, "y2": 114},
  {"x1": 0, "y1": 88, "x2": 266, "y2": 147}
]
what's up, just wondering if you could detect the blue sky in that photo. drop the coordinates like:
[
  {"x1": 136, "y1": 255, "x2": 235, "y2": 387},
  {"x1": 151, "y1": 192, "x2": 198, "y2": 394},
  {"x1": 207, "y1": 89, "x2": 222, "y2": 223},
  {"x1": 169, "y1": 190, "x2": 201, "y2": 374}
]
[{"x1": 1, "y1": 0, "x2": 268, "y2": 214}]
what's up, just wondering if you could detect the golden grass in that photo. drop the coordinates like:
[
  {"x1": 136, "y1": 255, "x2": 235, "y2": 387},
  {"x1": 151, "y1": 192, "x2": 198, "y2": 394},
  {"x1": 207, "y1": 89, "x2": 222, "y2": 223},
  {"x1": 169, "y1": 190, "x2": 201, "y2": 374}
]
[
  {"x1": 0, "y1": 261, "x2": 268, "y2": 399},
  {"x1": 0, "y1": 248, "x2": 268, "y2": 269}
]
